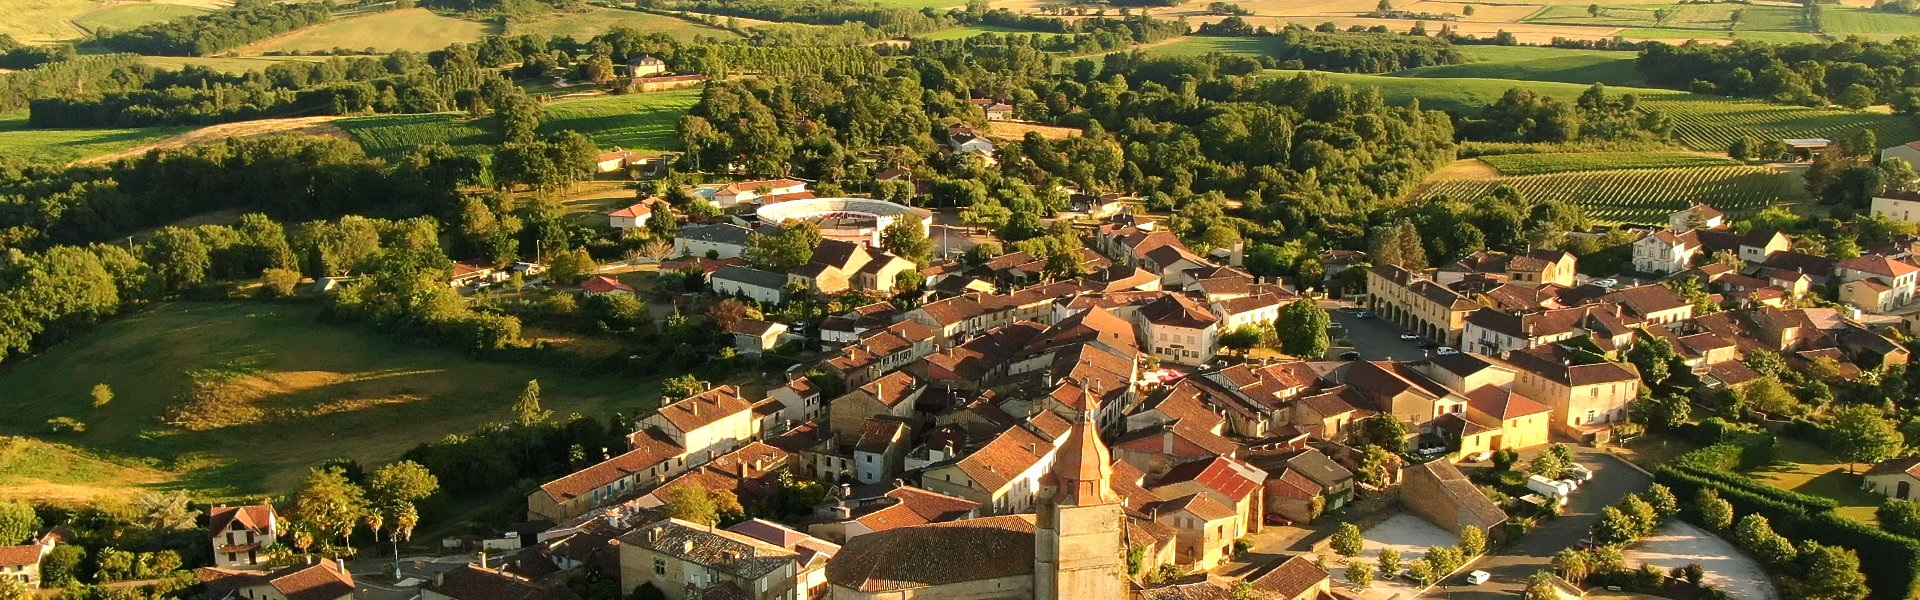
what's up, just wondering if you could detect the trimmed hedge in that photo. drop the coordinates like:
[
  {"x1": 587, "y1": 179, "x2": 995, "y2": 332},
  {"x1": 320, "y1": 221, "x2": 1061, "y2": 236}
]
[{"x1": 1658, "y1": 434, "x2": 1920, "y2": 600}]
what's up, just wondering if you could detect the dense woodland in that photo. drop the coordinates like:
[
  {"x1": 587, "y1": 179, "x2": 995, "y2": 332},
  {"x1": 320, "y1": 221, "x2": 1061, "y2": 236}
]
[
  {"x1": 94, "y1": 0, "x2": 333, "y2": 56},
  {"x1": 1640, "y1": 38, "x2": 1920, "y2": 110}
]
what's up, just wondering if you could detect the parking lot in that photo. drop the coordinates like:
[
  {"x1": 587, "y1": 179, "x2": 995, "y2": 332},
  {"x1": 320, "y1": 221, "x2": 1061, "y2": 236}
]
[
  {"x1": 1627, "y1": 522, "x2": 1778, "y2": 600},
  {"x1": 1321, "y1": 300, "x2": 1428, "y2": 361},
  {"x1": 1329, "y1": 513, "x2": 1462, "y2": 600}
]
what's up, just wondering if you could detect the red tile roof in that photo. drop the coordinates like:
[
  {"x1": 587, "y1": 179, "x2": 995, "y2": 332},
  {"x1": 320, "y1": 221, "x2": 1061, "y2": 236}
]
[
  {"x1": 655, "y1": 385, "x2": 752, "y2": 434},
  {"x1": 209, "y1": 504, "x2": 276, "y2": 537},
  {"x1": 580, "y1": 276, "x2": 633, "y2": 294},
  {"x1": 1152, "y1": 456, "x2": 1263, "y2": 501},
  {"x1": 825, "y1": 515, "x2": 1037, "y2": 592},
  {"x1": 1247, "y1": 554, "x2": 1330, "y2": 600},
  {"x1": 541, "y1": 427, "x2": 684, "y2": 502},
  {"x1": 1464, "y1": 386, "x2": 1551, "y2": 420}
]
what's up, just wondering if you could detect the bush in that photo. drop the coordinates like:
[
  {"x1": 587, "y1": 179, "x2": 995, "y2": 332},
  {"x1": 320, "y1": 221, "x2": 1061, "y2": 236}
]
[{"x1": 45, "y1": 417, "x2": 86, "y2": 434}]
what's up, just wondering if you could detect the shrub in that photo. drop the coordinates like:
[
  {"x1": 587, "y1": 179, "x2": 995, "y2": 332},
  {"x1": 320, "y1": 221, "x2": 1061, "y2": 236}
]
[{"x1": 45, "y1": 417, "x2": 86, "y2": 434}]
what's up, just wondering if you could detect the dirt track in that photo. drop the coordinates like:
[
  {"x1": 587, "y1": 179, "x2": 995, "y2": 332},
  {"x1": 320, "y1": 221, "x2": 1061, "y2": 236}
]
[{"x1": 79, "y1": 115, "x2": 354, "y2": 165}]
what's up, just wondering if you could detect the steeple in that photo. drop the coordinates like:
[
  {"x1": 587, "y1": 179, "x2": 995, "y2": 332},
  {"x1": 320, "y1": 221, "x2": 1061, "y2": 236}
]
[{"x1": 1048, "y1": 384, "x2": 1114, "y2": 506}]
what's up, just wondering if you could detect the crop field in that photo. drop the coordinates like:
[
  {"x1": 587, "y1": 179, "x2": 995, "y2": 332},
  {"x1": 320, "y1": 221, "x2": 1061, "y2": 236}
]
[
  {"x1": 506, "y1": 7, "x2": 737, "y2": 42},
  {"x1": 869, "y1": 0, "x2": 965, "y2": 9},
  {"x1": 1, "y1": 0, "x2": 102, "y2": 41},
  {"x1": 0, "y1": 302, "x2": 644, "y2": 499},
  {"x1": 71, "y1": 2, "x2": 208, "y2": 33},
  {"x1": 335, "y1": 112, "x2": 494, "y2": 158},
  {"x1": 1266, "y1": 70, "x2": 1920, "y2": 150},
  {"x1": 1390, "y1": 45, "x2": 1641, "y2": 86},
  {"x1": 0, "y1": 112, "x2": 192, "y2": 165},
  {"x1": 915, "y1": 24, "x2": 1037, "y2": 40},
  {"x1": 1143, "y1": 36, "x2": 1284, "y2": 58},
  {"x1": 339, "y1": 90, "x2": 699, "y2": 158},
  {"x1": 139, "y1": 55, "x2": 333, "y2": 73},
  {"x1": 245, "y1": 8, "x2": 496, "y2": 54},
  {"x1": 1479, "y1": 151, "x2": 1738, "y2": 175},
  {"x1": 1417, "y1": 165, "x2": 1805, "y2": 224},
  {"x1": 1821, "y1": 6, "x2": 1920, "y2": 39}
]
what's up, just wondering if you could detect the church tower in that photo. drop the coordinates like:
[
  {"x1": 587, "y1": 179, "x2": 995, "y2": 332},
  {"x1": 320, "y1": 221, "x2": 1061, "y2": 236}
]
[{"x1": 1034, "y1": 386, "x2": 1128, "y2": 600}]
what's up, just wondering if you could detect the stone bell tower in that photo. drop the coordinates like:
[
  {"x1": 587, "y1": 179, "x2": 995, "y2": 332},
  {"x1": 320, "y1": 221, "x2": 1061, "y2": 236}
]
[{"x1": 1033, "y1": 387, "x2": 1127, "y2": 600}]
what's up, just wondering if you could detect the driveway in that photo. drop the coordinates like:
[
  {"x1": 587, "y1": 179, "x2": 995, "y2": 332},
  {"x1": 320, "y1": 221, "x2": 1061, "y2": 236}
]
[
  {"x1": 1627, "y1": 522, "x2": 1778, "y2": 600},
  {"x1": 1323, "y1": 301, "x2": 1427, "y2": 361},
  {"x1": 1442, "y1": 448, "x2": 1653, "y2": 598}
]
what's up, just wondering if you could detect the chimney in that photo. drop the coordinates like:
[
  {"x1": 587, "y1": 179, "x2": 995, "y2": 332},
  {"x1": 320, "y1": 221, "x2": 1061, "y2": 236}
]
[
  {"x1": 649, "y1": 528, "x2": 664, "y2": 543},
  {"x1": 336, "y1": 558, "x2": 347, "y2": 575},
  {"x1": 682, "y1": 540, "x2": 695, "y2": 554},
  {"x1": 1163, "y1": 429, "x2": 1175, "y2": 454},
  {"x1": 892, "y1": 478, "x2": 904, "y2": 489},
  {"x1": 832, "y1": 503, "x2": 851, "y2": 520},
  {"x1": 477, "y1": 552, "x2": 488, "y2": 569}
]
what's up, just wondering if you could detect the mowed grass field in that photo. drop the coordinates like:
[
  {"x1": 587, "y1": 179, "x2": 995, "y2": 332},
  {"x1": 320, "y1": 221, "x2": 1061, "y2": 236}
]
[
  {"x1": 0, "y1": 0, "x2": 103, "y2": 41},
  {"x1": 1417, "y1": 164, "x2": 1806, "y2": 224},
  {"x1": 246, "y1": 8, "x2": 496, "y2": 53},
  {"x1": 914, "y1": 24, "x2": 1034, "y2": 40},
  {"x1": 1266, "y1": 70, "x2": 1920, "y2": 150},
  {"x1": 339, "y1": 89, "x2": 701, "y2": 158},
  {"x1": 1747, "y1": 439, "x2": 1882, "y2": 524},
  {"x1": 139, "y1": 54, "x2": 333, "y2": 74},
  {"x1": 0, "y1": 302, "x2": 646, "y2": 499},
  {"x1": 0, "y1": 112, "x2": 192, "y2": 166},
  {"x1": 72, "y1": 2, "x2": 208, "y2": 33},
  {"x1": 1142, "y1": 36, "x2": 1284, "y2": 58},
  {"x1": 1478, "y1": 151, "x2": 1738, "y2": 175},
  {"x1": 506, "y1": 7, "x2": 737, "y2": 42},
  {"x1": 0, "y1": 437, "x2": 173, "y2": 502},
  {"x1": 1821, "y1": 6, "x2": 1920, "y2": 39},
  {"x1": 1391, "y1": 45, "x2": 1643, "y2": 86}
]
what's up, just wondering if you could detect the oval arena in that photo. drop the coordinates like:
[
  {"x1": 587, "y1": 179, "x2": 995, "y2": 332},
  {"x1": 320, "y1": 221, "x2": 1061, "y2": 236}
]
[{"x1": 754, "y1": 197, "x2": 931, "y2": 246}]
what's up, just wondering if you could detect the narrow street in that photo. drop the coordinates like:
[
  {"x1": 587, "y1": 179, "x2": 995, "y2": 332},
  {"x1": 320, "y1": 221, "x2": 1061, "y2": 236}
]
[{"x1": 1444, "y1": 448, "x2": 1653, "y2": 598}]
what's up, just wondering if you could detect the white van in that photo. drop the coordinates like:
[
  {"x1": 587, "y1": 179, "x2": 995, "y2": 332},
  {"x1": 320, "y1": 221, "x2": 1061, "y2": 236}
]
[{"x1": 1466, "y1": 570, "x2": 1492, "y2": 585}]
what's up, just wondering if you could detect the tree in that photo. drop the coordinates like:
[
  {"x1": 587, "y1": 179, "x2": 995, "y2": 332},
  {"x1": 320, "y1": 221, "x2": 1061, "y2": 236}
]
[
  {"x1": 1346, "y1": 560, "x2": 1376, "y2": 588},
  {"x1": 1379, "y1": 548, "x2": 1402, "y2": 577},
  {"x1": 1800, "y1": 542, "x2": 1869, "y2": 600},
  {"x1": 1332, "y1": 522, "x2": 1365, "y2": 557},
  {"x1": 1493, "y1": 448, "x2": 1520, "y2": 471},
  {"x1": 148, "y1": 226, "x2": 211, "y2": 292},
  {"x1": 879, "y1": 219, "x2": 933, "y2": 266},
  {"x1": 292, "y1": 466, "x2": 368, "y2": 548},
  {"x1": 1696, "y1": 488, "x2": 1735, "y2": 530},
  {"x1": 1592, "y1": 506, "x2": 1639, "y2": 547},
  {"x1": 1587, "y1": 3, "x2": 1601, "y2": 16},
  {"x1": 493, "y1": 89, "x2": 542, "y2": 144},
  {"x1": 0, "y1": 501, "x2": 38, "y2": 545},
  {"x1": 1458, "y1": 525, "x2": 1486, "y2": 557},
  {"x1": 661, "y1": 374, "x2": 710, "y2": 399},
  {"x1": 1744, "y1": 376, "x2": 1799, "y2": 415},
  {"x1": 548, "y1": 248, "x2": 595, "y2": 285},
  {"x1": 1219, "y1": 325, "x2": 1264, "y2": 358},
  {"x1": 514, "y1": 379, "x2": 551, "y2": 427},
  {"x1": 0, "y1": 577, "x2": 27, "y2": 600},
  {"x1": 1356, "y1": 445, "x2": 1393, "y2": 487},
  {"x1": 585, "y1": 54, "x2": 615, "y2": 84},
  {"x1": 90, "y1": 383, "x2": 113, "y2": 407},
  {"x1": 1646, "y1": 484, "x2": 1679, "y2": 520},
  {"x1": 1276, "y1": 301, "x2": 1331, "y2": 358},
  {"x1": 261, "y1": 267, "x2": 303, "y2": 297},
  {"x1": 1531, "y1": 452, "x2": 1566, "y2": 480},
  {"x1": 660, "y1": 484, "x2": 743, "y2": 526},
  {"x1": 136, "y1": 490, "x2": 199, "y2": 531},
  {"x1": 744, "y1": 221, "x2": 822, "y2": 272},
  {"x1": 1879, "y1": 499, "x2": 1920, "y2": 538},
  {"x1": 1626, "y1": 336, "x2": 1676, "y2": 388},
  {"x1": 1831, "y1": 404, "x2": 1904, "y2": 472},
  {"x1": 708, "y1": 298, "x2": 752, "y2": 333},
  {"x1": 1620, "y1": 494, "x2": 1660, "y2": 537},
  {"x1": 1358, "y1": 414, "x2": 1410, "y2": 453},
  {"x1": 1407, "y1": 559, "x2": 1436, "y2": 586},
  {"x1": 1425, "y1": 545, "x2": 1464, "y2": 575},
  {"x1": 368, "y1": 461, "x2": 439, "y2": 506},
  {"x1": 1734, "y1": 514, "x2": 1796, "y2": 566},
  {"x1": 1552, "y1": 548, "x2": 1592, "y2": 582},
  {"x1": 1524, "y1": 571, "x2": 1561, "y2": 600}
]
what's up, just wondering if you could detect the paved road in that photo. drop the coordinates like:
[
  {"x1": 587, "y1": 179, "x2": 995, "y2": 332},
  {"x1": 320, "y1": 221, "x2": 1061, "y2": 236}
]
[
  {"x1": 1443, "y1": 448, "x2": 1653, "y2": 599},
  {"x1": 1322, "y1": 301, "x2": 1428, "y2": 361}
]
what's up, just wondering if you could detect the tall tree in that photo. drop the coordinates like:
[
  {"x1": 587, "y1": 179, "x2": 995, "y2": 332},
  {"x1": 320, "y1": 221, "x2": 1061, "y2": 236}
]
[
  {"x1": 368, "y1": 461, "x2": 439, "y2": 506},
  {"x1": 514, "y1": 379, "x2": 550, "y2": 427},
  {"x1": 0, "y1": 501, "x2": 39, "y2": 545},
  {"x1": 1831, "y1": 404, "x2": 1903, "y2": 472},
  {"x1": 1276, "y1": 301, "x2": 1331, "y2": 358},
  {"x1": 744, "y1": 221, "x2": 822, "y2": 272},
  {"x1": 1331, "y1": 523, "x2": 1365, "y2": 557},
  {"x1": 1800, "y1": 542, "x2": 1869, "y2": 600},
  {"x1": 147, "y1": 227, "x2": 211, "y2": 292},
  {"x1": 291, "y1": 466, "x2": 368, "y2": 548},
  {"x1": 879, "y1": 219, "x2": 933, "y2": 266}
]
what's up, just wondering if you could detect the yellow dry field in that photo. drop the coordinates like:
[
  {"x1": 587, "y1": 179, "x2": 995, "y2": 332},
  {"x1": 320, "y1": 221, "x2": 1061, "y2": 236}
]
[
  {"x1": 79, "y1": 116, "x2": 353, "y2": 164},
  {"x1": 1426, "y1": 158, "x2": 1501, "y2": 180},
  {"x1": 988, "y1": 121, "x2": 1080, "y2": 140},
  {"x1": 0, "y1": 0, "x2": 231, "y2": 42},
  {"x1": 1404, "y1": 1, "x2": 1542, "y2": 21}
]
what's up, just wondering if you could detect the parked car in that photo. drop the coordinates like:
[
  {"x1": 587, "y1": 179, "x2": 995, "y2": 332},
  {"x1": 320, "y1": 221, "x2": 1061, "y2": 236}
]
[
  {"x1": 1592, "y1": 278, "x2": 1619, "y2": 288},
  {"x1": 1435, "y1": 347, "x2": 1460, "y2": 355},
  {"x1": 1398, "y1": 333, "x2": 1421, "y2": 341},
  {"x1": 1416, "y1": 445, "x2": 1448, "y2": 458},
  {"x1": 1264, "y1": 514, "x2": 1293, "y2": 526},
  {"x1": 1565, "y1": 464, "x2": 1594, "y2": 482},
  {"x1": 1465, "y1": 451, "x2": 1491, "y2": 462},
  {"x1": 1355, "y1": 311, "x2": 1375, "y2": 319},
  {"x1": 1339, "y1": 351, "x2": 1361, "y2": 361},
  {"x1": 1466, "y1": 571, "x2": 1492, "y2": 585}
]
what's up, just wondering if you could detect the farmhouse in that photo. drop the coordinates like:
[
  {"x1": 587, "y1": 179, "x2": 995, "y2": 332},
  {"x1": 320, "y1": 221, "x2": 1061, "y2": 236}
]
[
  {"x1": 607, "y1": 197, "x2": 663, "y2": 229},
  {"x1": 195, "y1": 558, "x2": 355, "y2": 600},
  {"x1": 209, "y1": 504, "x2": 278, "y2": 570},
  {"x1": 0, "y1": 532, "x2": 57, "y2": 588}
]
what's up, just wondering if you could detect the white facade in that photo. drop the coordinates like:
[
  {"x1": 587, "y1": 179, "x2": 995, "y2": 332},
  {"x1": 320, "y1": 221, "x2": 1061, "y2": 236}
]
[{"x1": 1874, "y1": 194, "x2": 1920, "y2": 225}]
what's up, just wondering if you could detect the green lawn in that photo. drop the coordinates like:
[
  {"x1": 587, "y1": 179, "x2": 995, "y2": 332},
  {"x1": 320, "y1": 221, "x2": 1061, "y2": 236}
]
[
  {"x1": 0, "y1": 302, "x2": 648, "y2": 500},
  {"x1": 1264, "y1": 70, "x2": 1920, "y2": 150},
  {"x1": 1140, "y1": 36, "x2": 1283, "y2": 58},
  {"x1": 1747, "y1": 438, "x2": 1883, "y2": 525},
  {"x1": 0, "y1": 111, "x2": 191, "y2": 166},
  {"x1": 505, "y1": 7, "x2": 737, "y2": 42},
  {"x1": 1391, "y1": 45, "x2": 1642, "y2": 86},
  {"x1": 0, "y1": 437, "x2": 173, "y2": 502},
  {"x1": 1821, "y1": 6, "x2": 1920, "y2": 40},
  {"x1": 1524, "y1": 3, "x2": 1808, "y2": 33},
  {"x1": 139, "y1": 55, "x2": 333, "y2": 74},
  {"x1": 339, "y1": 89, "x2": 701, "y2": 159},
  {"x1": 866, "y1": 0, "x2": 964, "y2": 10},
  {"x1": 914, "y1": 24, "x2": 1034, "y2": 40},
  {"x1": 72, "y1": 2, "x2": 208, "y2": 33},
  {"x1": 248, "y1": 7, "x2": 496, "y2": 53}
]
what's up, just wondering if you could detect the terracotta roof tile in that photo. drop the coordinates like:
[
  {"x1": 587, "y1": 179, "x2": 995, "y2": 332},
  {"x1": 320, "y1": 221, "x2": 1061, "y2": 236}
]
[{"x1": 825, "y1": 515, "x2": 1036, "y2": 592}]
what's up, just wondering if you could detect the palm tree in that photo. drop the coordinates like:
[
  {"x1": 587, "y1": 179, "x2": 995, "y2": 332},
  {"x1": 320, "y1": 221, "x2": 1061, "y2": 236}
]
[{"x1": 1553, "y1": 548, "x2": 1592, "y2": 583}]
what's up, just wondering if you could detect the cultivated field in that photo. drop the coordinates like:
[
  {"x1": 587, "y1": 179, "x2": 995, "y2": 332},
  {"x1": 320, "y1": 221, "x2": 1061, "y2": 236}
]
[
  {"x1": 1390, "y1": 45, "x2": 1642, "y2": 86},
  {"x1": 71, "y1": 2, "x2": 209, "y2": 33},
  {"x1": 1416, "y1": 164, "x2": 1806, "y2": 224},
  {"x1": 138, "y1": 55, "x2": 331, "y2": 74},
  {"x1": 0, "y1": 112, "x2": 192, "y2": 165},
  {"x1": 77, "y1": 115, "x2": 352, "y2": 164},
  {"x1": 1479, "y1": 151, "x2": 1738, "y2": 175},
  {"x1": 0, "y1": 302, "x2": 644, "y2": 499},
  {"x1": 1266, "y1": 70, "x2": 1920, "y2": 150},
  {"x1": 1821, "y1": 6, "x2": 1920, "y2": 39},
  {"x1": 506, "y1": 7, "x2": 738, "y2": 42},
  {"x1": 914, "y1": 24, "x2": 1034, "y2": 40},
  {"x1": 339, "y1": 89, "x2": 700, "y2": 158},
  {"x1": 242, "y1": 8, "x2": 496, "y2": 54}
]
